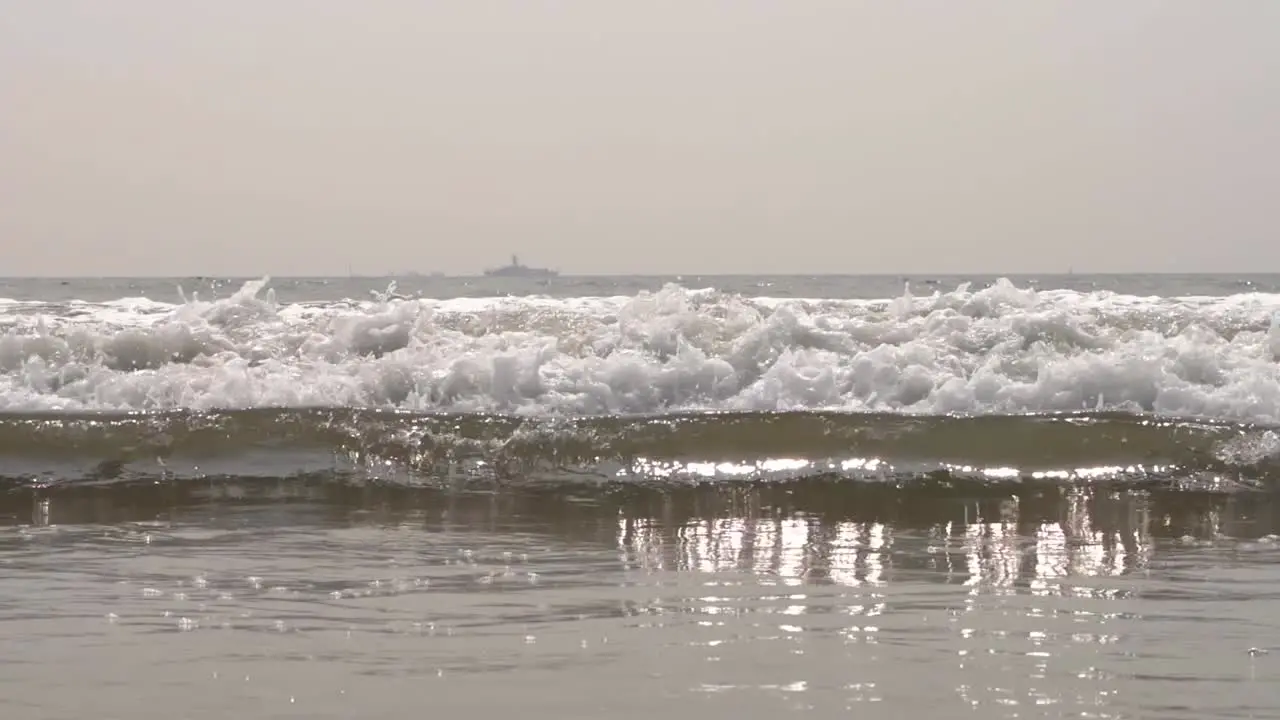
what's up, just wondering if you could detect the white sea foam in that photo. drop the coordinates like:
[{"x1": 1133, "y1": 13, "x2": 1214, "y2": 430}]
[{"x1": 2, "y1": 277, "x2": 1280, "y2": 421}]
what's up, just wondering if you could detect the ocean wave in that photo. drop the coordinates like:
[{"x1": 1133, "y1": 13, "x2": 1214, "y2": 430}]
[
  {"x1": 0, "y1": 409, "x2": 1274, "y2": 491},
  {"x1": 2, "y1": 278, "x2": 1280, "y2": 424}
]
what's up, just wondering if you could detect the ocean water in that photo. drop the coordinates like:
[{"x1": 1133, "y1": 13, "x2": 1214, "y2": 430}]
[{"x1": 2, "y1": 273, "x2": 1280, "y2": 719}]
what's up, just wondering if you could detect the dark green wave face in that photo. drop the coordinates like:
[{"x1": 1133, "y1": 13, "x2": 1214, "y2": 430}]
[{"x1": 0, "y1": 409, "x2": 1273, "y2": 492}]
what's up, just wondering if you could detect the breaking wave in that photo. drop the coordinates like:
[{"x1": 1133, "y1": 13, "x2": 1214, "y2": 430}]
[
  {"x1": 2, "y1": 277, "x2": 1280, "y2": 418},
  {"x1": 2, "y1": 277, "x2": 1280, "y2": 490}
]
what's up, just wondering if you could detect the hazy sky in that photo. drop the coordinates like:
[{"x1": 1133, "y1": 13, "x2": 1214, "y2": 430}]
[{"x1": 3, "y1": 1, "x2": 1278, "y2": 276}]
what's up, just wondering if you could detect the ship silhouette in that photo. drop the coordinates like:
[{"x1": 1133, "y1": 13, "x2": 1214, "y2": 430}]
[{"x1": 483, "y1": 255, "x2": 559, "y2": 278}]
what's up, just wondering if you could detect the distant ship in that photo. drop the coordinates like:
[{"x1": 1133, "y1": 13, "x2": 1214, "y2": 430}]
[{"x1": 483, "y1": 254, "x2": 559, "y2": 278}]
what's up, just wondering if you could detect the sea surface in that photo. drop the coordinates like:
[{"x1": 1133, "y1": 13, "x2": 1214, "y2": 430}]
[{"x1": 2, "y1": 273, "x2": 1280, "y2": 719}]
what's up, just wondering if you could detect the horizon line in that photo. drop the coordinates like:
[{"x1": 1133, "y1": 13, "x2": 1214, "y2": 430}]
[{"x1": 0, "y1": 270, "x2": 1272, "y2": 280}]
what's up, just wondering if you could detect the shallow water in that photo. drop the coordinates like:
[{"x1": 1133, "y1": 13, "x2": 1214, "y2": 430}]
[{"x1": 3, "y1": 479, "x2": 1279, "y2": 719}]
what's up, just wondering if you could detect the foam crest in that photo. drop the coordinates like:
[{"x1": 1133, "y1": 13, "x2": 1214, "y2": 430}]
[{"x1": 3, "y1": 278, "x2": 1280, "y2": 422}]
